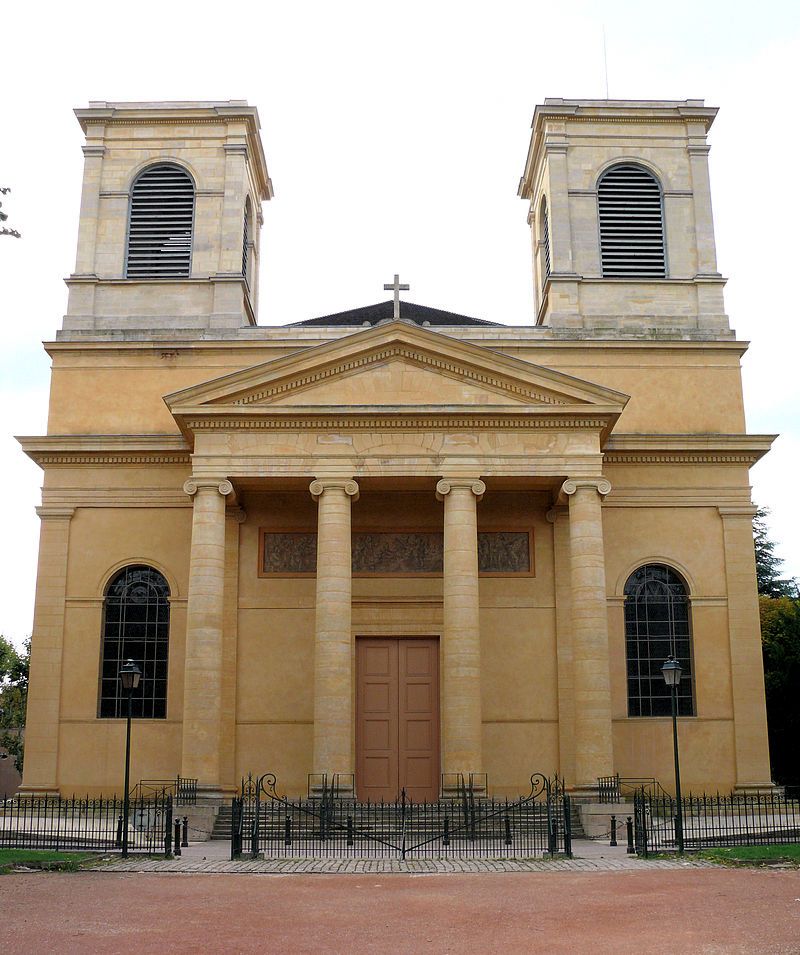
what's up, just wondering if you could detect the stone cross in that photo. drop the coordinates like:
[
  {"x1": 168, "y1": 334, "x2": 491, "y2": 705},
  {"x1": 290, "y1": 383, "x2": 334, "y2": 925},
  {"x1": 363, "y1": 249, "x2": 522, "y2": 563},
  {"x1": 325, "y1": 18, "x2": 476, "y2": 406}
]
[{"x1": 383, "y1": 273, "x2": 410, "y2": 319}]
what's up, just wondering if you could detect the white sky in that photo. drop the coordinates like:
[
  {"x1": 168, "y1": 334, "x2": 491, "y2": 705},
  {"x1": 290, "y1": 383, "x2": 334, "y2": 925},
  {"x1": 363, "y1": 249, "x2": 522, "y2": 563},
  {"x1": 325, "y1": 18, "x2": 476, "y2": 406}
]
[{"x1": 1, "y1": 0, "x2": 798, "y2": 647}]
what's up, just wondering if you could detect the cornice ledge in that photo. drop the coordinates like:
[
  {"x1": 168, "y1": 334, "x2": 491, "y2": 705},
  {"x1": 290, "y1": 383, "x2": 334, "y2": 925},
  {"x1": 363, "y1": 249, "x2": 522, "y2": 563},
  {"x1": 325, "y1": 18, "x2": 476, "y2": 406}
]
[{"x1": 18, "y1": 434, "x2": 191, "y2": 467}]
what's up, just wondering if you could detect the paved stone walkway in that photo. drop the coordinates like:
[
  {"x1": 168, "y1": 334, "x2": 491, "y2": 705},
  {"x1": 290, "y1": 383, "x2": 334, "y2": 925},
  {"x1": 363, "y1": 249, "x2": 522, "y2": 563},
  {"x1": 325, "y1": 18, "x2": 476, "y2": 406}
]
[{"x1": 95, "y1": 838, "x2": 712, "y2": 874}]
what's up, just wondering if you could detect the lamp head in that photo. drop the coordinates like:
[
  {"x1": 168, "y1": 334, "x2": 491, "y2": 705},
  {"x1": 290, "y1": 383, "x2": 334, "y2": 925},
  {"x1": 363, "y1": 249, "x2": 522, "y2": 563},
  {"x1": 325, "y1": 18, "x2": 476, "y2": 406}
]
[
  {"x1": 119, "y1": 659, "x2": 142, "y2": 692},
  {"x1": 661, "y1": 655, "x2": 683, "y2": 687}
]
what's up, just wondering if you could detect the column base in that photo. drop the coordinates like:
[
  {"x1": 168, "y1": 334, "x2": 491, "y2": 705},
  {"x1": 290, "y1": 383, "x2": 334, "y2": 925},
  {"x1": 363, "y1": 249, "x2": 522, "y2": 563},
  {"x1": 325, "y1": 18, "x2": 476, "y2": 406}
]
[
  {"x1": 16, "y1": 787, "x2": 61, "y2": 798},
  {"x1": 733, "y1": 782, "x2": 780, "y2": 795}
]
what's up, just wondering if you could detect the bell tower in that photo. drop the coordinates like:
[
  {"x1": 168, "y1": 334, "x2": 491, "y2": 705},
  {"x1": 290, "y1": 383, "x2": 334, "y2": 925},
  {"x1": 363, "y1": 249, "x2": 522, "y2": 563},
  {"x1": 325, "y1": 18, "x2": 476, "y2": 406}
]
[
  {"x1": 63, "y1": 101, "x2": 273, "y2": 337},
  {"x1": 518, "y1": 99, "x2": 729, "y2": 337}
]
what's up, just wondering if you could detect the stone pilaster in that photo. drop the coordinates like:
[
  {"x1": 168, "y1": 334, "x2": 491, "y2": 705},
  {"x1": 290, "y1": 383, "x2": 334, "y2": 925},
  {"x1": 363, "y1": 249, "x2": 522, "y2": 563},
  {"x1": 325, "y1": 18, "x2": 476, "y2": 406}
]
[
  {"x1": 310, "y1": 478, "x2": 359, "y2": 776},
  {"x1": 19, "y1": 507, "x2": 75, "y2": 795},
  {"x1": 718, "y1": 506, "x2": 773, "y2": 790},
  {"x1": 436, "y1": 478, "x2": 485, "y2": 775},
  {"x1": 547, "y1": 505, "x2": 575, "y2": 787},
  {"x1": 561, "y1": 478, "x2": 614, "y2": 789},
  {"x1": 221, "y1": 506, "x2": 245, "y2": 794},
  {"x1": 181, "y1": 478, "x2": 233, "y2": 794}
]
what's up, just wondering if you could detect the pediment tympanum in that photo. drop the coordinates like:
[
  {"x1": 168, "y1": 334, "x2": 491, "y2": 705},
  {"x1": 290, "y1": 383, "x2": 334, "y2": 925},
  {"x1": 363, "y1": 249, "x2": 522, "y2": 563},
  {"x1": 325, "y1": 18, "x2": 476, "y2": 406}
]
[{"x1": 164, "y1": 321, "x2": 629, "y2": 427}]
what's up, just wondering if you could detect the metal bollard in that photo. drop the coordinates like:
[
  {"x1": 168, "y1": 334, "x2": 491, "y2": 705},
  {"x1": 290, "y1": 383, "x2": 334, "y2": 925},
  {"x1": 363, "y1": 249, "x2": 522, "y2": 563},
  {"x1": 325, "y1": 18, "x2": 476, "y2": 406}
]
[
  {"x1": 347, "y1": 815, "x2": 354, "y2": 847},
  {"x1": 116, "y1": 815, "x2": 123, "y2": 848},
  {"x1": 443, "y1": 816, "x2": 450, "y2": 847},
  {"x1": 504, "y1": 815, "x2": 512, "y2": 847},
  {"x1": 626, "y1": 816, "x2": 634, "y2": 854},
  {"x1": 610, "y1": 814, "x2": 618, "y2": 846},
  {"x1": 284, "y1": 816, "x2": 292, "y2": 847},
  {"x1": 182, "y1": 816, "x2": 189, "y2": 848},
  {"x1": 174, "y1": 819, "x2": 182, "y2": 856}
]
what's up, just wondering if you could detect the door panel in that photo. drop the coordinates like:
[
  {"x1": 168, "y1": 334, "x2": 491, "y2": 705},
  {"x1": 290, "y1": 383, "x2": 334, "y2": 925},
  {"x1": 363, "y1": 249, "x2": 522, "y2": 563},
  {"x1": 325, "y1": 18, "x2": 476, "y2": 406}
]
[
  {"x1": 357, "y1": 637, "x2": 439, "y2": 803},
  {"x1": 399, "y1": 639, "x2": 439, "y2": 803},
  {"x1": 356, "y1": 639, "x2": 399, "y2": 800}
]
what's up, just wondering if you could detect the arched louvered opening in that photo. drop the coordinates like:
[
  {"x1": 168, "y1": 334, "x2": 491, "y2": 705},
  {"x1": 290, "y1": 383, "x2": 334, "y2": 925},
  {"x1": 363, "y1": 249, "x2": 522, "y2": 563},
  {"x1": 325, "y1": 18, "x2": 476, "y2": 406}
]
[
  {"x1": 624, "y1": 564, "x2": 694, "y2": 717},
  {"x1": 126, "y1": 163, "x2": 195, "y2": 277},
  {"x1": 540, "y1": 197, "x2": 551, "y2": 280},
  {"x1": 99, "y1": 565, "x2": 170, "y2": 718},
  {"x1": 598, "y1": 163, "x2": 666, "y2": 277},
  {"x1": 242, "y1": 197, "x2": 252, "y2": 282}
]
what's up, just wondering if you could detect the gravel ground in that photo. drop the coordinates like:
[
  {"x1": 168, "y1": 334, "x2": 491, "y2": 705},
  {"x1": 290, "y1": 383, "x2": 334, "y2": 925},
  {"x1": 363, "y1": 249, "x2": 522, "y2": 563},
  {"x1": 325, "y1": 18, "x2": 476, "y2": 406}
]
[{"x1": 1, "y1": 868, "x2": 799, "y2": 954}]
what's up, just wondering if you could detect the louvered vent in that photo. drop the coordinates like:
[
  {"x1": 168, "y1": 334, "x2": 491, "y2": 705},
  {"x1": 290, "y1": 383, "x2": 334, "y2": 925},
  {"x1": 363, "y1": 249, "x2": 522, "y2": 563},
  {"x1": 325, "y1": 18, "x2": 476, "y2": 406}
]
[
  {"x1": 126, "y1": 164, "x2": 194, "y2": 277},
  {"x1": 541, "y1": 199, "x2": 551, "y2": 278},
  {"x1": 598, "y1": 164, "x2": 665, "y2": 277},
  {"x1": 241, "y1": 199, "x2": 251, "y2": 280}
]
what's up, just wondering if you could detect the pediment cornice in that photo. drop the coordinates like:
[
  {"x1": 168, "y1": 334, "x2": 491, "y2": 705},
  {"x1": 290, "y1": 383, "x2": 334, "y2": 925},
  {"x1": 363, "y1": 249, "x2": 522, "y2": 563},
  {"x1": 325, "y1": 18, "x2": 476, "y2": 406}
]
[{"x1": 164, "y1": 320, "x2": 630, "y2": 431}]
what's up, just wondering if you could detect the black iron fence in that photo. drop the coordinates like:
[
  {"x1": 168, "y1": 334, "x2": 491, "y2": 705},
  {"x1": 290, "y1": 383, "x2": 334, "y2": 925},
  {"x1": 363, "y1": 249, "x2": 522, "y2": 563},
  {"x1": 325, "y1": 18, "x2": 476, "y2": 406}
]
[
  {"x1": 634, "y1": 790, "x2": 800, "y2": 855},
  {"x1": 598, "y1": 774, "x2": 672, "y2": 803},
  {"x1": 130, "y1": 776, "x2": 197, "y2": 805},
  {"x1": 232, "y1": 772, "x2": 571, "y2": 860},
  {"x1": 0, "y1": 792, "x2": 175, "y2": 854}
]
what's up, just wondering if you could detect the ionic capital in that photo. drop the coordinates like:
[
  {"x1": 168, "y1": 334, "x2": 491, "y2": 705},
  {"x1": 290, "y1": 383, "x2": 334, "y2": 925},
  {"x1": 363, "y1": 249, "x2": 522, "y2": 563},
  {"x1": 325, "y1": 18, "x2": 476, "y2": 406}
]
[
  {"x1": 436, "y1": 478, "x2": 486, "y2": 502},
  {"x1": 545, "y1": 505, "x2": 568, "y2": 524},
  {"x1": 183, "y1": 477, "x2": 234, "y2": 498},
  {"x1": 560, "y1": 477, "x2": 611, "y2": 502},
  {"x1": 309, "y1": 478, "x2": 360, "y2": 502},
  {"x1": 226, "y1": 506, "x2": 247, "y2": 524}
]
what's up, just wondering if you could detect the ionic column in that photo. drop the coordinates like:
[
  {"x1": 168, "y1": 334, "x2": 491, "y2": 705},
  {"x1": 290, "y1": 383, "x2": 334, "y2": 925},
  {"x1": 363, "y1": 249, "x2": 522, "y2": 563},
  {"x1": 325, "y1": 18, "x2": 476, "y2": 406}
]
[
  {"x1": 181, "y1": 477, "x2": 233, "y2": 794},
  {"x1": 436, "y1": 478, "x2": 485, "y2": 775},
  {"x1": 718, "y1": 506, "x2": 773, "y2": 790},
  {"x1": 561, "y1": 478, "x2": 614, "y2": 789},
  {"x1": 20, "y1": 507, "x2": 75, "y2": 795},
  {"x1": 547, "y1": 505, "x2": 576, "y2": 787},
  {"x1": 310, "y1": 478, "x2": 359, "y2": 775}
]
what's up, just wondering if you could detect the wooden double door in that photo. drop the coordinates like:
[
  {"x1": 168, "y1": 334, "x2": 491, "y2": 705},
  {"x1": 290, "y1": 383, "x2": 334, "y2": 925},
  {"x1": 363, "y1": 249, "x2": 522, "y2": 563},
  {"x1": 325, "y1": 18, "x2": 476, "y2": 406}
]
[{"x1": 356, "y1": 637, "x2": 440, "y2": 803}]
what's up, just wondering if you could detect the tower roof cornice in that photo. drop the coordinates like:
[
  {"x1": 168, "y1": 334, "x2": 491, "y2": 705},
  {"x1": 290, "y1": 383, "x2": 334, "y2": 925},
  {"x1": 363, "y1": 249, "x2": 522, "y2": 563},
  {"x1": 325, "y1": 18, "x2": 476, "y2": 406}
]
[{"x1": 73, "y1": 100, "x2": 273, "y2": 201}]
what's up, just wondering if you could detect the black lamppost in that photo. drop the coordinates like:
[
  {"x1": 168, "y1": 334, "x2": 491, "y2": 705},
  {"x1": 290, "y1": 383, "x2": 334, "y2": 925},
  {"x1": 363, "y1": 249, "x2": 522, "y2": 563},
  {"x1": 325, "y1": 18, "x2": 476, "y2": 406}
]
[
  {"x1": 119, "y1": 659, "x2": 141, "y2": 859},
  {"x1": 661, "y1": 654, "x2": 684, "y2": 854}
]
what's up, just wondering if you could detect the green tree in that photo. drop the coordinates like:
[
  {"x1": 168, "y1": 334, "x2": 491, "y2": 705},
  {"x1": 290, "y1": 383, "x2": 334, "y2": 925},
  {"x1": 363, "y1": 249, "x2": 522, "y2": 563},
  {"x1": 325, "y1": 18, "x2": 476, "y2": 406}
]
[
  {"x1": 753, "y1": 507, "x2": 798, "y2": 598},
  {"x1": 760, "y1": 597, "x2": 800, "y2": 787},
  {"x1": 0, "y1": 636, "x2": 29, "y2": 773}
]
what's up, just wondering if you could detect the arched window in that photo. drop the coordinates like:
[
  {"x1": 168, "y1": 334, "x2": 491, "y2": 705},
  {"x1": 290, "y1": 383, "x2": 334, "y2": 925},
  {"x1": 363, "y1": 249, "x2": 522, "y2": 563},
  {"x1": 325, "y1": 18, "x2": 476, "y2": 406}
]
[
  {"x1": 125, "y1": 163, "x2": 195, "y2": 277},
  {"x1": 99, "y1": 565, "x2": 170, "y2": 719},
  {"x1": 624, "y1": 564, "x2": 694, "y2": 717},
  {"x1": 598, "y1": 163, "x2": 666, "y2": 278},
  {"x1": 242, "y1": 196, "x2": 252, "y2": 283},
  {"x1": 540, "y1": 196, "x2": 551, "y2": 280}
]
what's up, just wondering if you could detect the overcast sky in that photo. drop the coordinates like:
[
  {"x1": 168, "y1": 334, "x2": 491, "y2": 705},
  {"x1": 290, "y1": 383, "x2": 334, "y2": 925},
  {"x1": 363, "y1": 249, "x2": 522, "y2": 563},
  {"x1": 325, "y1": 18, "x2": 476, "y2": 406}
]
[{"x1": 1, "y1": 0, "x2": 798, "y2": 647}]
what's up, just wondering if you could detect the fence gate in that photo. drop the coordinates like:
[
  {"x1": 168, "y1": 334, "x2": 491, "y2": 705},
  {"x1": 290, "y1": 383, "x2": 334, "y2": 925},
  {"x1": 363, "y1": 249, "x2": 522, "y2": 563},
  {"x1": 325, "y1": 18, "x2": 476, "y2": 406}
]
[{"x1": 231, "y1": 773, "x2": 572, "y2": 860}]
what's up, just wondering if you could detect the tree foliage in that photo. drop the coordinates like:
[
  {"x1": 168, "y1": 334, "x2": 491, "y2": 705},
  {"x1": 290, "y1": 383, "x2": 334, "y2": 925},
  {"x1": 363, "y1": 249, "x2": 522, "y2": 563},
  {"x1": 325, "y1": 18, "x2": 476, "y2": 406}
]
[
  {"x1": 760, "y1": 597, "x2": 800, "y2": 787},
  {"x1": 0, "y1": 636, "x2": 29, "y2": 773},
  {"x1": 753, "y1": 507, "x2": 798, "y2": 598}
]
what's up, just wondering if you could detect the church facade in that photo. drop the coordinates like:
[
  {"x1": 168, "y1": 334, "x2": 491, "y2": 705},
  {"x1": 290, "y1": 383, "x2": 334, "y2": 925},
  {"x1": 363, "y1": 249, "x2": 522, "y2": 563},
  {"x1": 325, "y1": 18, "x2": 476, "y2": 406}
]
[{"x1": 19, "y1": 99, "x2": 774, "y2": 799}]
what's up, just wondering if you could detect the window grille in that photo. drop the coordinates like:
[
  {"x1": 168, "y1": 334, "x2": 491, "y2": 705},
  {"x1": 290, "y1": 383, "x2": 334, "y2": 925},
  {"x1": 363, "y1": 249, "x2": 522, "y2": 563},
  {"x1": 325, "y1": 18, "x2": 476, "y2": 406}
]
[
  {"x1": 242, "y1": 198, "x2": 251, "y2": 282},
  {"x1": 598, "y1": 163, "x2": 666, "y2": 277},
  {"x1": 125, "y1": 164, "x2": 194, "y2": 277},
  {"x1": 99, "y1": 565, "x2": 170, "y2": 719},
  {"x1": 541, "y1": 198, "x2": 551, "y2": 279},
  {"x1": 624, "y1": 564, "x2": 694, "y2": 717}
]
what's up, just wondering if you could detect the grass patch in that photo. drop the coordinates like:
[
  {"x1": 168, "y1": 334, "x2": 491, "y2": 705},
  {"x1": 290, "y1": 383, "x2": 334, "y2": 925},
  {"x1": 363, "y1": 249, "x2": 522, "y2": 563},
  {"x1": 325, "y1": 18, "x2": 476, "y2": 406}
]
[
  {"x1": 697, "y1": 844, "x2": 800, "y2": 867},
  {"x1": 0, "y1": 849, "x2": 99, "y2": 873}
]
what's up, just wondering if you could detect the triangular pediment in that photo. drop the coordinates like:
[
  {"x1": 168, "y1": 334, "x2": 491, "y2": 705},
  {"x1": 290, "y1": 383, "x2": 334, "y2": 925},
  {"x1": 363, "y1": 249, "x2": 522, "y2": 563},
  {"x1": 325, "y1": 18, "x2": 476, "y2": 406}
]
[{"x1": 165, "y1": 320, "x2": 629, "y2": 418}]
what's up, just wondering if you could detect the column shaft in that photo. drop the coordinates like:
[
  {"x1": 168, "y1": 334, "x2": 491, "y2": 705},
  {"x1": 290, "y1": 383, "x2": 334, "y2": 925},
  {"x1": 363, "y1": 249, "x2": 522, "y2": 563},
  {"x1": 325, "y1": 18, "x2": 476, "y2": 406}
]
[
  {"x1": 311, "y1": 479, "x2": 359, "y2": 775},
  {"x1": 181, "y1": 478, "x2": 231, "y2": 792},
  {"x1": 437, "y1": 479, "x2": 485, "y2": 775},
  {"x1": 563, "y1": 479, "x2": 614, "y2": 788}
]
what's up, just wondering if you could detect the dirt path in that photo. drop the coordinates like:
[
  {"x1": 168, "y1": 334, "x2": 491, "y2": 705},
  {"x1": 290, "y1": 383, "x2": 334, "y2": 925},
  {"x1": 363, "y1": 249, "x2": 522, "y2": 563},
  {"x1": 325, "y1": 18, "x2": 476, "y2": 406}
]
[{"x1": 1, "y1": 868, "x2": 799, "y2": 954}]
